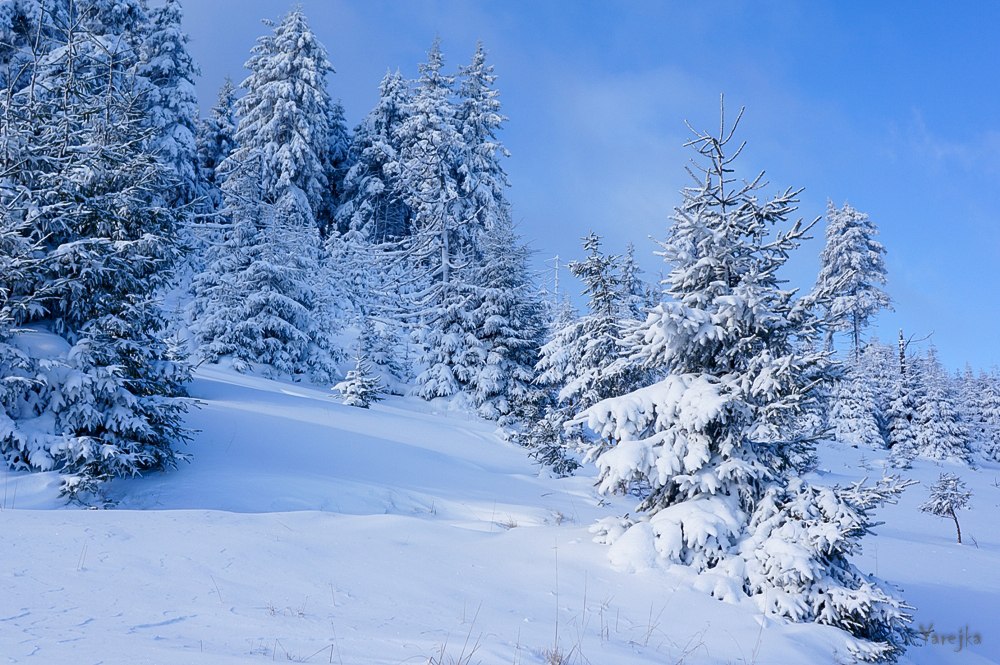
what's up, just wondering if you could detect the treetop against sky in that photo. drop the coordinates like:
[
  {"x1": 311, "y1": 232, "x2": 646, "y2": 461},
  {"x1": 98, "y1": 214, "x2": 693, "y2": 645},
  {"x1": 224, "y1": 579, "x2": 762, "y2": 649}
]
[{"x1": 182, "y1": 0, "x2": 1000, "y2": 370}]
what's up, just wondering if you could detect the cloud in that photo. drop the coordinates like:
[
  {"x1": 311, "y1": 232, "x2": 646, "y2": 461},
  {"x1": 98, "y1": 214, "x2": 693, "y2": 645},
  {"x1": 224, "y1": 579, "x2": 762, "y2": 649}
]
[{"x1": 898, "y1": 110, "x2": 1000, "y2": 177}]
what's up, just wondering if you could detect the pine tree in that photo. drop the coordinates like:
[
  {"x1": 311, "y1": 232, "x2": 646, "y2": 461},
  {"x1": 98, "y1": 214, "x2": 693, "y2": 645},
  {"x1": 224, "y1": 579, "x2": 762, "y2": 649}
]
[
  {"x1": 321, "y1": 98, "x2": 351, "y2": 236},
  {"x1": 138, "y1": 0, "x2": 200, "y2": 206},
  {"x1": 621, "y1": 242, "x2": 654, "y2": 321},
  {"x1": 815, "y1": 201, "x2": 891, "y2": 359},
  {"x1": 920, "y1": 473, "x2": 972, "y2": 544},
  {"x1": 196, "y1": 78, "x2": 238, "y2": 213},
  {"x1": 396, "y1": 40, "x2": 465, "y2": 298},
  {"x1": 574, "y1": 104, "x2": 910, "y2": 660},
  {"x1": 954, "y1": 365, "x2": 983, "y2": 448},
  {"x1": 398, "y1": 41, "x2": 481, "y2": 402},
  {"x1": 530, "y1": 233, "x2": 640, "y2": 467},
  {"x1": 455, "y1": 41, "x2": 506, "y2": 258},
  {"x1": 859, "y1": 339, "x2": 899, "y2": 442},
  {"x1": 193, "y1": 9, "x2": 344, "y2": 379}
]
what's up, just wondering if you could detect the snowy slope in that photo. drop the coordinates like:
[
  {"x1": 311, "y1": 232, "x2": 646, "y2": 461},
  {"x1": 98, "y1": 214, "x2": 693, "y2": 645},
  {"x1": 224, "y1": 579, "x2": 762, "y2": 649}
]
[{"x1": 1, "y1": 366, "x2": 997, "y2": 664}]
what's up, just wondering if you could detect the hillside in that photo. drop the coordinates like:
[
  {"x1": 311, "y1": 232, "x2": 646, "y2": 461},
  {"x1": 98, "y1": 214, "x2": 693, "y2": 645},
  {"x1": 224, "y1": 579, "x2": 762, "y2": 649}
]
[{"x1": 1, "y1": 366, "x2": 996, "y2": 664}]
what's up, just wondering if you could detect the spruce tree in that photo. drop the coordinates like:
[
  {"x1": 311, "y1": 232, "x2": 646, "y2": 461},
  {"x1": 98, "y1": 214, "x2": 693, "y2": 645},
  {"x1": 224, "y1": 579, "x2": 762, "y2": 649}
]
[
  {"x1": 920, "y1": 473, "x2": 971, "y2": 544},
  {"x1": 574, "y1": 105, "x2": 911, "y2": 660},
  {"x1": 829, "y1": 361, "x2": 884, "y2": 448},
  {"x1": 909, "y1": 348, "x2": 972, "y2": 463},
  {"x1": 815, "y1": 202, "x2": 891, "y2": 358},
  {"x1": 335, "y1": 350, "x2": 384, "y2": 409},
  {"x1": 526, "y1": 234, "x2": 645, "y2": 473},
  {"x1": 335, "y1": 70, "x2": 412, "y2": 242},
  {"x1": 859, "y1": 339, "x2": 899, "y2": 442},
  {"x1": 194, "y1": 9, "x2": 343, "y2": 379},
  {"x1": 227, "y1": 7, "x2": 335, "y2": 221},
  {"x1": 621, "y1": 242, "x2": 654, "y2": 321},
  {"x1": 196, "y1": 78, "x2": 238, "y2": 213},
  {"x1": 976, "y1": 370, "x2": 1000, "y2": 461},
  {"x1": 192, "y1": 154, "x2": 337, "y2": 381},
  {"x1": 887, "y1": 331, "x2": 919, "y2": 460},
  {"x1": 321, "y1": 99, "x2": 351, "y2": 236},
  {"x1": 138, "y1": 0, "x2": 200, "y2": 206},
  {"x1": 468, "y1": 219, "x2": 545, "y2": 423},
  {"x1": 0, "y1": 2, "x2": 190, "y2": 495},
  {"x1": 398, "y1": 41, "x2": 481, "y2": 402}
]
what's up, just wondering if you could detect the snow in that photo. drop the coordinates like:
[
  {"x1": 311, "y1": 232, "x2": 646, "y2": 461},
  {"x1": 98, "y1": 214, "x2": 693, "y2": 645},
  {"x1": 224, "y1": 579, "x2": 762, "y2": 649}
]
[{"x1": 2, "y1": 365, "x2": 999, "y2": 663}]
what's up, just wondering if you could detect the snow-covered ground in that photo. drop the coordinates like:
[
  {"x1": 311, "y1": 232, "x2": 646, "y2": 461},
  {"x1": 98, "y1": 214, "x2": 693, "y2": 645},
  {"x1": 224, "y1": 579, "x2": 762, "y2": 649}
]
[{"x1": 1, "y1": 366, "x2": 997, "y2": 664}]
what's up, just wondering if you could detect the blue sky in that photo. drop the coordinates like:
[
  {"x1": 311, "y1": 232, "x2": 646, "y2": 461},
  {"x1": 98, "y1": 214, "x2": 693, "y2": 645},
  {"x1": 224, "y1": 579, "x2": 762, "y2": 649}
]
[{"x1": 181, "y1": 1, "x2": 1000, "y2": 370}]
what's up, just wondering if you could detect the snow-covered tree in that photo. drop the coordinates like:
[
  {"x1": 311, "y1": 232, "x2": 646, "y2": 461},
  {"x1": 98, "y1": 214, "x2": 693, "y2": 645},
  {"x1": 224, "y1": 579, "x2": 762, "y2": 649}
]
[
  {"x1": 859, "y1": 339, "x2": 899, "y2": 442},
  {"x1": 192, "y1": 8, "x2": 346, "y2": 379},
  {"x1": 621, "y1": 242, "x2": 654, "y2": 321},
  {"x1": 468, "y1": 219, "x2": 545, "y2": 423},
  {"x1": 455, "y1": 41, "x2": 506, "y2": 258},
  {"x1": 574, "y1": 105, "x2": 910, "y2": 660},
  {"x1": 886, "y1": 331, "x2": 920, "y2": 459},
  {"x1": 528, "y1": 233, "x2": 644, "y2": 470},
  {"x1": 139, "y1": 0, "x2": 200, "y2": 206},
  {"x1": 320, "y1": 99, "x2": 351, "y2": 235},
  {"x1": 895, "y1": 347, "x2": 972, "y2": 464},
  {"x1": 815, "y1": 202, "x2": 891, "y2": 359},
  {"x1": 920, "y1": 473, "x2": 971, "y2": 544},
  {"x1": 829, "y1": 361, "x2": 884, "y2": 448},
  {"x1": 396, "y1": 40, "x2": 466, "y2": 297},
  {"x1": 192, "y1": 154, "x2": 337, "y2": 381},
  {"x1": 0, "y1": 3, "x2": 190, "y2": 495},
  {"x1": 398, "y1": 41, "x2": 482, "y2": 402},
  {"x1": 196, "y1": 78, "x2": 238, "y2": 212},
  {"x1": 335, "y1": 70, "x2": 412, "y2": 242},
  {"x1": 227, "y1": 7, "x2": 335, "y2": 220},
  {"x1": 335, "y1": 351, "x2": 384, "y2": 409},
  {"x1": 976, "y1": 370, "x2": 1000, "y2": 461},
  {"x1": 953, "y1": 365, "x2": 984, "y2": 447}
]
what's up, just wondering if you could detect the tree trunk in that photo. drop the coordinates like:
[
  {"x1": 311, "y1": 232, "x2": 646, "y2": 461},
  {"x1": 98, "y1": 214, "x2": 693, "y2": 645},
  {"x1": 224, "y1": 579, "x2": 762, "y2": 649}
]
[{"x1": 950, "y1": 509, "x2": 962, "y2": 544}]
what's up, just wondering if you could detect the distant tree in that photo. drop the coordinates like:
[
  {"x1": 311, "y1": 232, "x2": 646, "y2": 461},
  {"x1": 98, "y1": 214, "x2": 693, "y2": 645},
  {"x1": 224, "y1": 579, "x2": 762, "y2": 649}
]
[
  {"x1": 191, "y1": 155, "x2": 338, "y2": 381},
  {"x1": 321, "y1": 99, "x2": 352, "y2": 235},
  {"x1": 529, "y1": 233, "x2": 643, "y2": 468},
  {"x1": 976, "y1": 370, "x2": 1000, "y2": 461},
  {"x1": 920, "y1": 473, "x2": 972, "y2": 544},
  {"x1": 829, "y1": 361, "x2": 884, "y2": 448},
  {"x1": 454, "y1": 41, "x2": 507, "y2": 258},
  {"x1": 815, "y1": 202, "x2": 891, "y2": 359},
  {"x1": 887, "y1": 331, "x2": 920, "y2": 460},
  {"x1": 908, "y1": 348, "x2": 972, "y2": 464},
  {"x1": 859, "y1": 339, "x2": 899, "y2": 442},
  {"x1": 468, "y1": 219, "x2": 545, "y2": 423},
  {"x1": 620, "y1": 242, "x2": 655, "y2": 321}
]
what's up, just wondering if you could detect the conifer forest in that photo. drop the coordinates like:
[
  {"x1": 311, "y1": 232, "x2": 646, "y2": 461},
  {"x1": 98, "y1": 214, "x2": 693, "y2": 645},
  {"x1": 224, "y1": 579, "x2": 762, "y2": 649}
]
[{"x1": 1, "y1": 3, "x2": 997, "y2": 664}]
